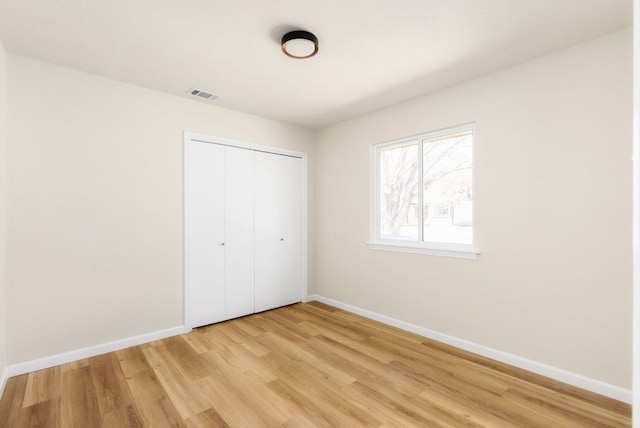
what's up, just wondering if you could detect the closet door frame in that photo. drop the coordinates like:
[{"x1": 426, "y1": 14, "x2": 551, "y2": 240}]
[{"x1": 183, "y1": 131, "x2": 308, "y2": 329}]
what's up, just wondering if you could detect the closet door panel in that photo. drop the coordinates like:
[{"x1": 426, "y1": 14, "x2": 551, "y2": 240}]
[
  {"x1": 187, "y1": 141, "x2": 226, "y2": 327},
  {"x1": 255, "y1": 152, "x2": 303, "y2": 312},
  {"x1": 277, "y1": 155, "x2": 304, "y2": 306},
  {"x1": 224, "y1": 147, "x2": 255, "y2": 319},
  {"x1": 254, "y1": 151, "x2": 281, "y2": 312}
]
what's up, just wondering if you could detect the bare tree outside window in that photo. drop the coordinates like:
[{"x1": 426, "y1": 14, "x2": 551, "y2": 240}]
[
  {"x1": 380, "y1": 142, "x2": 419, "y2": 240},
  {"x1": 378, "y1": 126, "x2": 473, "y2": 245},
  {"x1": 423, "y1": 131, "x2": 472, "y2": 244}
]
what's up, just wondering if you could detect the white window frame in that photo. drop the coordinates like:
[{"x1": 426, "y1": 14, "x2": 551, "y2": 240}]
[{"x1": 368, "y1": 123, "x2": 479, "y2": 260}]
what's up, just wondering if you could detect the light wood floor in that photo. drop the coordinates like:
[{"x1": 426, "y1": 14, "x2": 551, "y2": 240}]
[{"x1": 0, "y1": 302, "x2": 632, "y2": 427}]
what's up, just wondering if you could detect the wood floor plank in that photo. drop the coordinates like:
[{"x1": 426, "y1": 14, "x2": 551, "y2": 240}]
[
  {"x1": 0, "y1": 377, "x2": 24, "y2": 424},
  {"x1": 181, "y1": 330, "x2": 218, "y2": 354},
  {"x1": 60, "y1": 365, "x2": 102, "y2": 428},
  {"x1": 198, "y1": 329, "x2": 278, "y2": 384},
  {"x1": 22, "y1": 366, "x2": 61, "y2": 408},
  {"x1": 141, "y1": 346, "x2": 211, "y2": 420},
  {"x1": 160, "y1": 335, "x2": 211, "y2": 380},
  {"x1": 196, "y1": 372, "x2": 277, "y2": 428},
  {"x1": 199, "y1": 350, "x2": 291, "y2": 426},
  {"x1": 89, "y1": 353, "x2": 142, "y2": 426},
  {"x1": 116, "y1": 346, "x2": 152, "y2": 379},
  {"x1": 0, "y1": 303, "x2": 632, "y2": 427},
  {"x1": 184, "y1": 407, "x2": 230, "y2": 428},
  {"x1": 5, "y1": 399, "x2": 58, "y2": 428},
  {"x1": 260, "y1": 350, "x2": 381, "y2": 426},
  {"x1": 266, "y1": 378, "x2": 343, "y2": 428},
  {"x1": 124, "y1": 368, "x2": 186, "y2": 428}
]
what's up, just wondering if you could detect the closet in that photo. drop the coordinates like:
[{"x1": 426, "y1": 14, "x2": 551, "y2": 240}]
[{"x1": 185, "y1": 134, "x2": 306, "y2": 329}]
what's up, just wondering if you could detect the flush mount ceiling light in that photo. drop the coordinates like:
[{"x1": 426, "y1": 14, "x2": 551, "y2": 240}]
[{"x1": 281, "y1": 30, "x2": 319, "y2": 59}]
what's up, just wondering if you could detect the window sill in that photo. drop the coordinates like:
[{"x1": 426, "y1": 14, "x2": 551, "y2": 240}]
[{"x1": 366, "y1": 241, "x2": 479, "y2": 260}]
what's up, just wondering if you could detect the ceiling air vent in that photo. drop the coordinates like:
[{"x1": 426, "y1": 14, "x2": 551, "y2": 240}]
[{"x1": 186, "y1": 88, "x2": 219, "y2": 103}]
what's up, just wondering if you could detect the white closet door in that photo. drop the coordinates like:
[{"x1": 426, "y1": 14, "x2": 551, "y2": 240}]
[
  {"x1": 277, "y1": 155, "x2": 303, "y2": 305},
  {"x1": 224, "y1": 146, "x2": 255, "y2": 319},
  {"x1": 254, "y1": 152, "x2": 303, "y2": 312},
  {"x1": 187, "y1": 141, "x2": 226, "y2": 327}
]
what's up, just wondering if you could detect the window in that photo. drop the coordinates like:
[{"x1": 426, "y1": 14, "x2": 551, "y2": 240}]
[{"x1": 369, "y1": 123, "x2": 477, "y2": 259}]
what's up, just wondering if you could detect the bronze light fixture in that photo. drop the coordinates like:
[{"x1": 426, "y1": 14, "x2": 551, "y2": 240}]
[{"x1": 281, "y1": 30, "x2": 319, "y2": 59}]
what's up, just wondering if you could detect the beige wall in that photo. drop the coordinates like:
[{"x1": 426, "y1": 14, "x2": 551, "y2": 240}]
[
  {"x1": 315, "y1": 29, "x2": 632, "y2": 388},
  {"x1": 5, "y1": 55, "x2": 314, "y2": 364},
  {"x1": 0, "y1": 40, "x2": 7, "y2": 380}
]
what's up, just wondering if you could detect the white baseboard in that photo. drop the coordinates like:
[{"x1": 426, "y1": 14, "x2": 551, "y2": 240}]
[
  {"x1": 306, "y1": 294, "x2": 632, "y2": 404},
  {"x1": 4, "y1": 325, "x2": 190, "y2": 382}
]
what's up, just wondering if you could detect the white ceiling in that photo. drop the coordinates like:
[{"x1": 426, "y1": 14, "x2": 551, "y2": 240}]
[{"x1": 0, "y1": 0, "x2": 632, "y2": 129}]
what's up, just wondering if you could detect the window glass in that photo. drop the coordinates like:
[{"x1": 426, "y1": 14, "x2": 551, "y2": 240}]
[
  {"x1": 379, "y1": 142, "x2": 418, "y2": 241},
  {"x1": 422, "y1": 130, "x2": 473, "y2": 244},
  {"x1": 375, "y1": 124, "x2": 474, "y2": 250}
]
